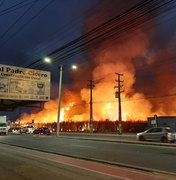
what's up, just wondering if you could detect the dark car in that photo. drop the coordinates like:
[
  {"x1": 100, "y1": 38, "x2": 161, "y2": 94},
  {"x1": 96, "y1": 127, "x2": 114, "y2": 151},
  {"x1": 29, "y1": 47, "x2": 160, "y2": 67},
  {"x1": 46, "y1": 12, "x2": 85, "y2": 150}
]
[{"x1": 33, "y1": 127, "x2": 51, "y2": 135}]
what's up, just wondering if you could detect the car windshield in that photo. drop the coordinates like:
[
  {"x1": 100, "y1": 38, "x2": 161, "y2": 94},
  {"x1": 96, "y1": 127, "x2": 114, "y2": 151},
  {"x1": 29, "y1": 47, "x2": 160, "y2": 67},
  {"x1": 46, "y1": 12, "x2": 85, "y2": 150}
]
[{"x1": 0, "y1": 123, "x2": 7, "y2": 127}]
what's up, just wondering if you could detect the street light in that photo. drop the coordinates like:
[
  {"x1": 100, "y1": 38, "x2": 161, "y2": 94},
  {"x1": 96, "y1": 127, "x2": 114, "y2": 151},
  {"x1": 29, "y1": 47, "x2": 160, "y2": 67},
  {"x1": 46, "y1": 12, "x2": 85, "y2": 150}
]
[
  {"x1": 72, "y1": 65, "x2": 77, "y2": 70},
  {"x1": 56, "y1": 64, "x2": 77, "y2": 136},
  {"x1": 43, "y1": 57, "x2": 77, "y2": 136},
  {"x1": 56, "y1": 65, "x2": 63, "y2": 136},
  {"x1": 44, "y1": 57, "x2": 51, "y2": 63}
]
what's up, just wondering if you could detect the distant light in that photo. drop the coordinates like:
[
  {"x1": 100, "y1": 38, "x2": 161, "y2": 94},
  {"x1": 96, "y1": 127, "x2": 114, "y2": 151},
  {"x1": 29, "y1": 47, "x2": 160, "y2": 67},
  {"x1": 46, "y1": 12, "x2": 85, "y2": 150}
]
[
  {"x1": 44, "y1": 57, "x2": 51, "y2": 63},
  {"x1": 72, "y1": 65, "x2": 77, "y2": 70}
]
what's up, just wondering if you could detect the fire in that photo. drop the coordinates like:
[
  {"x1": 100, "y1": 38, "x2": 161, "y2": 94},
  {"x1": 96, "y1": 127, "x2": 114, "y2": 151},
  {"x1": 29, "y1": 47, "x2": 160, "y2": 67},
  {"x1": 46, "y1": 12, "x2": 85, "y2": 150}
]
[
  {"x1": 19, "y1": 100, "x2": 76, "y2": 126},
  {"x1": 60, "y1": 102, "x2": 75, "y2": 122},
  {"x1": 18, "y1": 34, "x2": 156, "y2": 124},
  {"x1": 18, "y1": 2, "x2": 176, "y2": 125}
]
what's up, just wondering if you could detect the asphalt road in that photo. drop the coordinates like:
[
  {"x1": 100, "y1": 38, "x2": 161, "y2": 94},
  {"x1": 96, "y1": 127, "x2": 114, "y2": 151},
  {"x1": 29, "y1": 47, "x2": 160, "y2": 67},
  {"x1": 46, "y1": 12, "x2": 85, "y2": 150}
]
[
  {"x1": 0, "y1": 142, "x2": 174, "y2": 180},
  {"x1": 0, "y1": 143, "x2": 124, "y2": 180},
  {"x1": 0, "y1": 134, "x2": 176, "y2": 178}
]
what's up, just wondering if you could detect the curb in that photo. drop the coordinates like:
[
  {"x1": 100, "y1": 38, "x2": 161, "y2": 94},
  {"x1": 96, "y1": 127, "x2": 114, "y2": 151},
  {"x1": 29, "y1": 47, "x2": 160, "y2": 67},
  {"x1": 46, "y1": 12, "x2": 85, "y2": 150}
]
[{"x1": 59, "y1": 135, "x2": 176, "y2": 147}]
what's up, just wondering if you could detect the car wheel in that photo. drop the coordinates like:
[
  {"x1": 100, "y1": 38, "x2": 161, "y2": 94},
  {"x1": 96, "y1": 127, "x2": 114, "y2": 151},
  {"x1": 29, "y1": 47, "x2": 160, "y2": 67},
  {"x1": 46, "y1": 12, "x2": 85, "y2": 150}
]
[
  {"x1": 139, "y1": 135, "x2": 145, "y2": 141},
  {"x1": 160, "y1": 136, "x2": 167, "y2": 143}
]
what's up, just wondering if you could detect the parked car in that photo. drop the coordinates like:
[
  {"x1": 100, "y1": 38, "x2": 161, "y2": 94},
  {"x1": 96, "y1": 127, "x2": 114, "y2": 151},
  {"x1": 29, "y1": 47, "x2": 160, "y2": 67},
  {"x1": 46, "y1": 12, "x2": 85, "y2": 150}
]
[
  {"x1": 11, "y1": 127, "x2": 21, "y2": 134},
  {"x1": 20, "y1": 126, "x2": 35, "y2": 134},
  {"x1": 26, "y1": 126, "x2": 35, "y2": 134},
  {"x1": 137, "y1": 127, "x2": 175, "y2": 143},
  {"x1": 20, "y1": 127, "x2": 28, "y2": 134},
  {"x1": 33, "y1": 127, "x2": 51, "y2": 135}
]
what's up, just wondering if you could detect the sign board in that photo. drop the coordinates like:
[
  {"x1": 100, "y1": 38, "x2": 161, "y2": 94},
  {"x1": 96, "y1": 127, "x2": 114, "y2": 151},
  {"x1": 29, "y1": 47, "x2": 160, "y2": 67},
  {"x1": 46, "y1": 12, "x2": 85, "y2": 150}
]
[
  {"x1": 0, "y1": 64, "x2": 50, "y2": 101},
  {"x1": 151, "y1": 119, "x2": 157, "y2": 125}
]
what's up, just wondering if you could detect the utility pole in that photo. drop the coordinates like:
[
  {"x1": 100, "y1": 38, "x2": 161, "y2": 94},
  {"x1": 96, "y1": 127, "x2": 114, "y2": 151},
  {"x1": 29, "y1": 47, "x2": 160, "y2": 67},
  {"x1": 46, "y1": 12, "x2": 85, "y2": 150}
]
[
  {"x1": 154, "y1": 114, "x2": 158, "y2": 127},
  {"x1": 19, "y1": 108, "x2": 21, "y2": 127},
  {"x1": 114, "y1": 73, "x2": 124, "y2": 135},
  {"x1": 87, "y1": 80, "x2": 95, "y2": 133}
]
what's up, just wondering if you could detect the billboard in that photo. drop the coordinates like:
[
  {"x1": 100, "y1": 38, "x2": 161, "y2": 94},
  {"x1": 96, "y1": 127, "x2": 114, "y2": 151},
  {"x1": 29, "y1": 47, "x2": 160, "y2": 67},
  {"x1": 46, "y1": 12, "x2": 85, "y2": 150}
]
[{"x1": 0, "y1": 64, "x2": 50, "y2": 101}]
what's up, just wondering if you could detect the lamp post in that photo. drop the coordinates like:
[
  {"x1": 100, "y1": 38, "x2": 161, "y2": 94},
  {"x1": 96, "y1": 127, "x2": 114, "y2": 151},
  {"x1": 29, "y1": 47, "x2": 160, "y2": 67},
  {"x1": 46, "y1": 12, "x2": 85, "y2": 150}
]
[
  {"x1": 56, "y1": 64, "x2": 77, "y2": 136},
  {"x1": 44, "y1": 57, "x2": 77, "y2": 136},
  {"x1": 56, "y1": 65, "x2": 63, "y2": 136},
  {"x1": 44, "y1": 57, "x2": 61, "y2": 135}
]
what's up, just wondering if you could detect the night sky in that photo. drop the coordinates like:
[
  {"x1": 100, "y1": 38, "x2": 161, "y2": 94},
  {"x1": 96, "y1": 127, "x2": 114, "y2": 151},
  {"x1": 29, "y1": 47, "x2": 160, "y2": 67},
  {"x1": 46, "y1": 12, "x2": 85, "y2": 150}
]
[
  {"x1": 0, "y1": 0, "x2": 98, "y2": 119},
  {"x1": 1, "y1": 0, "x2": 176, "y2": 121},
  {"x1": 0, "y1": 0, "x2": 98, "y2": 66}
]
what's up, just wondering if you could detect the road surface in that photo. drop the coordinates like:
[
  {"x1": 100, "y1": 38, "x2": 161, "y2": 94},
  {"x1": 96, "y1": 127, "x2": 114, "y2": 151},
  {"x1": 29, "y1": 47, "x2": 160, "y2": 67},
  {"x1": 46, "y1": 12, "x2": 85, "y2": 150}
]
[
  {"x1": 0, "y1": 134, "x2": 176, "y2": 176},
  {"x1": 0, "y1": 143, "x2": 174, "y2": 180}
]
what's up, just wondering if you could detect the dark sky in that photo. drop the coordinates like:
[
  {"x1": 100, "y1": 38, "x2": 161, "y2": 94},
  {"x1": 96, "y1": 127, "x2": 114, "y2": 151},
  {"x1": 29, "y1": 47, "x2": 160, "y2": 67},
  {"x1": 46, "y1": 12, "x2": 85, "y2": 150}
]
[
  {"x1": 0, "y1": 0, "x2": 140, "y2": 92},
  {"x1": 0, "y1": 0, "x2": 144, "y2": 68},
  {"x1": 1, "y1": 0, "x2": 176, "y2": 121},
  {"x1": 0, "y1": 0, "x2": 98, "y2": 66},
  {"x1": 0, "y1": 0, "x2": 99, "y2": 119}
]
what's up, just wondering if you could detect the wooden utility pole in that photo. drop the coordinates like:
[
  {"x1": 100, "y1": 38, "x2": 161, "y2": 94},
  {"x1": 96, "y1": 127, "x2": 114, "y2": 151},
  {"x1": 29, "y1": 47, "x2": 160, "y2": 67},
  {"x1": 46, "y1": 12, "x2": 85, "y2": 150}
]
[
  {"x1": 87, "y1": 80, "x2": 95, "y2": 133},
  {"x1": 114, "y1": 73, "x2": 124, "y2": 134}
]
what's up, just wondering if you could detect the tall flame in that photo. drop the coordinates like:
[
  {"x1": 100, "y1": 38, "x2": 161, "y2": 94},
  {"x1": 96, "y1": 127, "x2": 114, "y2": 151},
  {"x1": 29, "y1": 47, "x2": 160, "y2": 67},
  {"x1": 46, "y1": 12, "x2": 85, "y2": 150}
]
[
  {"x1": 18, "y1": 1, "x2": 176, "y2": 125},
  {"x1": 18, "y1": 31, "x2": 160, "y2": 124}
]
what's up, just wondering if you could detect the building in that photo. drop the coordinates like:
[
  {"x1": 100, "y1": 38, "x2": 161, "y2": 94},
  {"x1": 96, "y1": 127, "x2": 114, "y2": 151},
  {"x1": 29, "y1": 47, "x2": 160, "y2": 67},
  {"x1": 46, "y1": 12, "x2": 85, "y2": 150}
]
[{"x1": 148, "y1": 116, "x2": 176, "y2": 132}]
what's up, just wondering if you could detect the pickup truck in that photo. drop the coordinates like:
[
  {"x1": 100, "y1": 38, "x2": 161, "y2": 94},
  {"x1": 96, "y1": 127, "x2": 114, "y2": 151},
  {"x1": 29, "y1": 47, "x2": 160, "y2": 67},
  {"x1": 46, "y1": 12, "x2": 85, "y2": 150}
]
[{"x1": 0, "y1": 116, "x2": 8, "y2": 135}]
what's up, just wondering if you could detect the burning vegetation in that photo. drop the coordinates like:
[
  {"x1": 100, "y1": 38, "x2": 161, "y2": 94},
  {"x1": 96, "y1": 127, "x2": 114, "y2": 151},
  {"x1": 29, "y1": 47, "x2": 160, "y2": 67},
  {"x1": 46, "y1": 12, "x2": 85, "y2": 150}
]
[{"x1": 18, "y1": 0, "x2": 176, "y2": 128}]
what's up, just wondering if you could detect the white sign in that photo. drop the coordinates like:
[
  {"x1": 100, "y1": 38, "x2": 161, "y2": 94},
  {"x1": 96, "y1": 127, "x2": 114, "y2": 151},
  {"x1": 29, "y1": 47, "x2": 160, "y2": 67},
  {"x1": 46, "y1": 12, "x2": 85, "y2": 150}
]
[
  {"x1": 151, "y1": 119, "x2": 156, "y2": 125},
  {"x1": 0, "y1": 64, "x2": 50, "y2": 101}
]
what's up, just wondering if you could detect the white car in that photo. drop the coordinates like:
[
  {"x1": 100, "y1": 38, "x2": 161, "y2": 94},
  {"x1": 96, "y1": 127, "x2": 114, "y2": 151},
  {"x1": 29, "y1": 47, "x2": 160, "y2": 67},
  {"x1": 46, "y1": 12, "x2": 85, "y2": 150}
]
[
  {"x1": 137, "y1": 127, "x2": 175, "y2": 143},
  {"x1": 12, "y1": 128, "x2": 21, "y2": 134},
  {"x1": 26, "y1": 126, "x2": 35, "y2": 134}
]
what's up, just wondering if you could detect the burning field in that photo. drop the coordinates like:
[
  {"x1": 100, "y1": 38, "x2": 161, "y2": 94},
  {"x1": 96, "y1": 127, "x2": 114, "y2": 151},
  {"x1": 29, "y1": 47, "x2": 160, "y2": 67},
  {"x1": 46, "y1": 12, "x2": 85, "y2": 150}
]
[{"x1": 18, "y1": 1, "x2": 176, "y2": 125}]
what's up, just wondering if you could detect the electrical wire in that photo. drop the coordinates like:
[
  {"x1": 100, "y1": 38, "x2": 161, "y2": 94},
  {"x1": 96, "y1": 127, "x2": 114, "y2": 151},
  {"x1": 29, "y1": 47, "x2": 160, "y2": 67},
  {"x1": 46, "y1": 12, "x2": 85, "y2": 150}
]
[
  {"x1": 49, "y1": 0, "x2": 175, "y2": 64},
  {"x1": 26, "y1": 0, "x2": 156, "y2": 67},
  {"x1": 30, "y1": 0, "x2": 137, "y2": 59},
  {"x1": 0, "y1": 0, "x2": 37, "y2": 41},
  {"x1": 0, "y1": 0, "x2": 36, "y2": 16},
  {"x1": 26, "y1": 0, "x2": 176, "y2": 70},
  {"x1": 0, "y1": 0, "x2": 55, "y2": 48},
  {"x1": 22, "y1": 0, "x2": 176, "y2": 104}
]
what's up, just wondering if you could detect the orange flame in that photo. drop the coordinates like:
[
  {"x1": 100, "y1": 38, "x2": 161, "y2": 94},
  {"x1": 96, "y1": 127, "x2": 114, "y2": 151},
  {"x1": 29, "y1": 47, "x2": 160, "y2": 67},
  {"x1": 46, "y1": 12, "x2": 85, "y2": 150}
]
[
  {"x1": 19, "y1": 39, "x2": 154, "y2": 124},
  {"x1": 18, "y1": 5, "x2": 176, "y2": 124}
]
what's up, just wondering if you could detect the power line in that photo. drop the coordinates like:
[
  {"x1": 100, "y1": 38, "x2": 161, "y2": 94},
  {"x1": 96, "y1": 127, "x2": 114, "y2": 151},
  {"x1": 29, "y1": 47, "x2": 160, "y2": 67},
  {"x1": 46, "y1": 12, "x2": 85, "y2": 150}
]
[
  {"x1": 50, "y1": 0, "x2": 175, "y2": 63},
  {"x1": 48, "y1": 5, "x2": 176, "y2": 72},
  {"x1": 29, "y1": 0, "x2": 137, "y2": 59},
  {"x1": 26, "y1": 0, "x2": 156, "y2": 67},
  {"x1": 0, "y1": 0, "x2": 37, "y2": 41},
  {"x1": 29, "y1": 1, "x2": 100, "y2": 57},
  {"x1": 0, "y1": 0, "x2": 55, "y2": 48},
  {"x1": 0, "y1": 0, "x2": 36, "y2": 16},
  {"x1": 26, "y1": 0, "x2": 176, "y2": 70}
]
